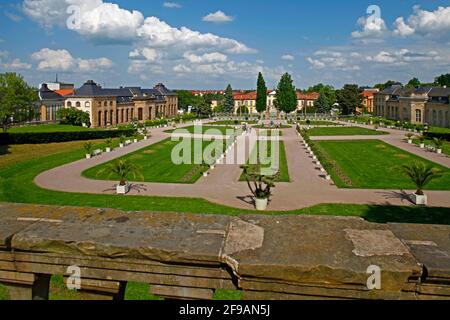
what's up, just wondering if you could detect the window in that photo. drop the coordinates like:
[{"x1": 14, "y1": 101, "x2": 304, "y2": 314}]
[
  {"x1": 85, "y1": 102, "x2": 90, "y2": 108},
  {"x1": 67, "y1": 101, "x2": 72, "y2": 107},
  {"x1": 415, "y1": 109, "x2": 422, "y2": 123},
  {"x1": 104, "y1": 101, "x2": 108, "y2": 107},
  {"x1": 76, "y1": 102, "x2": 81, "y2": 108}
]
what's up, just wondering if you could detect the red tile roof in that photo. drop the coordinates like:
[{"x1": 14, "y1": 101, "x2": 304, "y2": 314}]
[
  {"x1": 297, "y1": 92, "x2": 320, "y2": 100},
  {"x1": 233, "y1": 92, "x2": 257, "y2": 100},
  {"x1": 55, "y1": 89, "x2": 75, "y2": 96}
]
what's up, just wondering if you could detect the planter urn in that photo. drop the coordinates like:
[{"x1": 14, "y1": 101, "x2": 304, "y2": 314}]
[
  {"x1": 411, "y1": 193, "x2": 427, "y2": 206},
  {"x1": 116, "y1": 183, "x2": 130, "y2": 195},
  {"x1": 325, "y1": 175, "x2": 331, "y2": 181},
  {"x1": 408, "y1": 139, "x2": 412, "y2": 144},
  {"x1": 134, "y1": 139, "x2": 138, "y2": 143},
  {"x1": 255, "y1": 198, "x2": 268, "y2": 211},
  {"x1": 420, "y1": 143, "x2": 425, "y2": 149},
  {"x1": 203, "y1": 172, "x2": 209, "y2": 177},
  {"x1": 119, "y1": 143, "x2": 124, "y2": 148},
  {"x1": 144, "y1": 136, "x2": 148, "y2": 140},
  {"x1": 437, "y1": 149, "x2": 442, "y2": 154},
  {"x1": 85, "y1": 154, "x2": 91, "y2": 159},
  {"x1": 106, "y1": 147, "x2": 111, "y2": 153}
]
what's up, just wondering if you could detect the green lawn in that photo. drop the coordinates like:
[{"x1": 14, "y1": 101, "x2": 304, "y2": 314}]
[
  {"x1": 429, "y1": 126, "x2": 450, "y2": 134},
  {"x1": 313, "y1": 140, "x2": 450, "y2": 190},
  {"x1": 165, "y1": 125, "x2": 240, "y2": 135},
  {"x1": 240, "y1": 140, "x2": 290, "y2": 182},
  {"x1": 412, "y1": 139, "x2": 450, "y2": 156},
  {"x1": 298, "y1": 121, "x2": 339, "y2": 126},
  {"x1": 308, "y1": 127, "x2": 388, "y2": 136},
  {"x1": 9, "y1": 124, "x2": 100, "y2": 133},
  {"x1": 210, "y1": 120, "x2": 258, "y2": 125},
  {"x1": 83, "y1": 138, "x2": 231, "y2": 184}
]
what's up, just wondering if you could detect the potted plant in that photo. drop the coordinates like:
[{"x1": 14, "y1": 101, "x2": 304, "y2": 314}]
[
  {"x1": 133, "y1": 132, "x2": 139, "y2": 143},
  {"x1": 119, "y1": 135, "x2": 126, "y2": 148},
  {"x1": 417, "y1": 135, "x2": 426, "y2": 148},
  {"x1": 105, "y1": 138, "x2": 113, "y2": 153},
  {"x1": 241, "y1": 164, "x2": 275, "y2": 211},
  {"x1": 142, "y1": 128, "x2": 149, "y2": 140},
  {"x1": 96, "y1": 160, "x2": 143, "y2": 195},
  {"x1": 433, "y1": 138, "x2": 444, "y2": 154},
  {"x1": 405, "y1": 133, "x2": 414, "y2": 144},
  {"x1": 84, "y1": 142, "x2": 94, "y2": 159},
  {"x1": 401, "y1": 161, "x2": 442, "y2": 206}
]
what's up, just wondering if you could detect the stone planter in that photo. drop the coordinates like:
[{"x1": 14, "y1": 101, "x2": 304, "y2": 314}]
[
  {"x1": 408, "y1": 140, "x2": 412, "y2": 144},
  {"x1": 437, "y1": 149, "x2": 442, "y2": 154},
  {"x1": 325, "y1": 175, "x2": 331, "y2": 181},
  {"x1": 116, "y1": 183, "x2": 130, "y2": 195},
  {"x1": 320, "y1": 168, "x2": 326, "y2": 173},
  {"x1": 411, "y1": 193, "x2": 427, "y2": 206},
  {"x1": 203, "y1": 172, "x2": 209, "y2": 177},
  {"x1": 106, "y1": 147, "x2": 111, "y2": 153},
  {"x1": 420, "y1": 143, "x2": 425, "y2": 149},
  {"x1": 255, "y1": 198, "x2": 268, "y2": 211},
  {"x1": 210, "y1": 165, "x2": 215, "y2": 170},
  {"x1": 85, "y1": 154, "x2": 91, "y2": 159},
  {"x1": 144, "y1": 136, "x2": 148, "y2": 140},
  {"x1": 119, "y1": 143, "x2": 124, "y2": 148},
  {"x1": 134, "y1": 139, "x2": 138, "y2": 143}
]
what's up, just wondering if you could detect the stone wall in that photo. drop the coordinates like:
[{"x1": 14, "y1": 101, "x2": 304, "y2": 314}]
[{"x1": 0, "y1": 203, "x2": 449, "y2": 300}]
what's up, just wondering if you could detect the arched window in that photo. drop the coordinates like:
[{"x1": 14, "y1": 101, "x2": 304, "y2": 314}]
[
  {"x1": 76, "y1": 102, "x2": 81, "y2": 108},
  {"x1": 67, "y1": 101, "x2": 72, "y2": 107},
  {"x1": 415, "y1": 109, "x2": 422, "y2": 123},
  {"x1": 104, "y1": 101, "x2": 108, "y2": 107},
  {"x1": 85, "y1": 102, "x2": 90, "y2": 108}
]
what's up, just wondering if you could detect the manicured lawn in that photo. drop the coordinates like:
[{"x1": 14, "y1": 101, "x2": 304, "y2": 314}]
[
  {"x1": 308, "y1": 127, "x2": 388, "y2": 136},
  {"x1": 165, "y1": 125, "x2": 240, "y2": 135},
  {"x1": 84, "y1": 138, "x2": 231, "y2": 184},
  {"x1": 314, "y1": 140, "x2": 450, "y2": 190},
  {"x1": 9, "y1": 124, "x2": 101, "y2": 133},
  {"x1": 298, "y1": 121, "x2": 339, "y2": 126},
  {"x1": 210, "y1": 120, "x2": 257, "y2": 125},
  {"x1": 240, "y1": 140, "x2": 290, "y2": 182},
  {"x1": 429, "y1": 126, "x2": 450, "y2": 134}
]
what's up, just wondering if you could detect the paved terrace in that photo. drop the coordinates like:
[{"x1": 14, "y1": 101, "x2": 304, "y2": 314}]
[
  {"x1": 34, "y1": 122, "x2": 450, "y2": 210},
  {"x1": 0, "y1": 203, "x2": 449, "y2": 300}
]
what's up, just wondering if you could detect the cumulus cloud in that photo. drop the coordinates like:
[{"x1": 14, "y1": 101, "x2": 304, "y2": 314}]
[
  {"x1": 183, "y1": 52, "x2": 228, "y2": 64},
  {"x1": 367, "y1": 49, "x2": 441, "y2": 64},
  {"x1": 351, "y1": 15, "x2": 387, "y2": 41},
  {"x1": 31, "y1": 48, "x2": 113, "y2": 72},
  {"x1": 281, "y1": 54, "x2": 294, "y2": 61},
  {"x1": 306, "y1": 51, "x2": 360, "y2": 71},
  {"x1": 393, "y1": 6, "x2": 450, "y2": 38},
  {"x1": 202, "y1": 10, "x2": 234, "y2": 23},
  {"x1": 0, "y1": 51, "x2": 31, "y2": 70},
  {"x1": 163, "y1": 2, "x2": 182, "y2": 9}
]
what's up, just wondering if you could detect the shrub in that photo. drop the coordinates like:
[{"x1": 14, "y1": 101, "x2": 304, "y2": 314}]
[{"x1": 0, "y1": 129, "x2": 136, "y2": 145}]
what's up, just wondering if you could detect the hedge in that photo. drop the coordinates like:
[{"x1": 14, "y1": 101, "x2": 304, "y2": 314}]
[
  {"x1": 0, "y1": 129, "x2": 136, "y2": 145},
  {"x1": 425, "y1": 132, "x2": 450, "y2": 141}
]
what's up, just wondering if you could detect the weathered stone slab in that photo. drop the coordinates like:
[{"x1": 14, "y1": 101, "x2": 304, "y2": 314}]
[
  {"x1": 228, "y1": 215, "x2": 422, "y2": 292},
  {"x1": 151, "y1": 285, "x2": 214, "y2": 300}
]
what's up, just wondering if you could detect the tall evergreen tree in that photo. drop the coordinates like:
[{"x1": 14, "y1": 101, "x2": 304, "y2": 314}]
[
  {"x1": 314, "y1": 94, "x2": 328, "y2": 113},
  {"x1": 336, "y1": 84, "x2": 363, "y2": 115},
  {"x1": 223, "y1": 84, "x2": 234, "y2": 114},
  {"x1": 274, "y1": 73, "x2": 297, "y2": 115},
  {"x1": 255, "y1": 72, "x2": 267, "y2": 115}
]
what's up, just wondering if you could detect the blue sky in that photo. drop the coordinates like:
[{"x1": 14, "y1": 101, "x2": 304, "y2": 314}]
[{"x1": 0, "y1": 0, "x2": 449, "y2": 90}]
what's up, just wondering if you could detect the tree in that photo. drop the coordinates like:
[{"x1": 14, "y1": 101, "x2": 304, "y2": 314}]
[
  {"x1": 374, "y1": 80, "x2": 402, "y2": 91},
  {"x1": 97, "y1": 159, "x2": 144, "y2": 187},
  {"x1": 58, "y1": 107, "x2": 91, "y2": 127},
  {"x1": 175, "y1": 90, "x2": 204, "y2": 112},
  {"x1": 336, "y1": 84, "x2": 363, "y2": 115},
  {"x1": 223, "y1": 84, "x2": 234, "y2": 114},
  {"x1": 193, "y1": 100, "x2": 212, "y2": 118},
  {"x1": 434, "y1": 73, "x2": 450, "y2": 87},
  {"x1": 314, "y1": 94, "x2": 328, "y2": 113},
  {"x1": 256, "y1": 72, "x2": 267, "y2": 115},
  {"x1": 0, "y1": 73, "x2": 38, "y2": 133},
  {"x1": 406, "y1": 77, "x2": 421, "y2": 88},
  {"x1": 306, "y1": 83, "x2": 336, "y2": 111},
  {"x1": 401, "y1": 162, "x2": 442, "y2": 196},
  {"x1": 274, "y1": 73, "x2": 297, "y2": 116}
]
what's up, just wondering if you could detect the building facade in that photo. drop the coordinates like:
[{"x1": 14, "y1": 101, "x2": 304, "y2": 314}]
[
  {"x1": 360, "y1": 89, "x2": 379, "y2": 113},
  {"x1": 374, "y1": 85, "x2": 450, "y2": 128},
  {"x1": 60, "y1": 80, "x2": 177, "y2": 128},
  {"x1": 38, "y1": 84, "x2": 66, "y2": 122}
]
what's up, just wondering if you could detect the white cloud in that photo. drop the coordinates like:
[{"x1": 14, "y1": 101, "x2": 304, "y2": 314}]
[
  {"x1": 281, "y1": 54, "x2": 294, "y2": 61},
  {"x1": 0, "y1": 51, "x2": 31, "y2": 70},
  {"x1": 183, "y1": 52, "x2": 228, "y2": 64},
  {"x1": 202, "y1": 10, "x2": 234, "y2": 23},
  {"x1": 351, "y1": 15, "x2": 387, "y2": 40},
  {"x1": 31, "y1": 48, "x2": 113, "y2": 72},
  {"x1": 306, "y1": 51, "x2": 360, "y2": 71},
  {"x1": 393, "y1": 6, "x2": 450, "y2": 38},
  {"x1": 163, "y1": 2, "x2": 182, "y2": 9},
  {"x1": 5, "y1": 12, "x2": 23, "y2": 22},
  {"x1": 367, "y1": 49, "x2": 441, "y2": 64}
]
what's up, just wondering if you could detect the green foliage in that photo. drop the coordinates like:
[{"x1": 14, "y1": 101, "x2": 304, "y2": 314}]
[
  {"x1": 58, "y1": 107, "x2": 91, "y2": 127},
  {"x1": 274, "y1": 73, "x2": 297, "y2": 114},
  {"x1": 223, "y1": 84, "x2": 234, "y2": 114},
  {"x1": 105, "y1": 138, "x2": 113, "y2": 148},
  {"x1": 0, "y1": 129, "x2": 136, "y2": 145},
  {"x1": 434, "y1": 73, "x2": 450, "y2": 87},
  {"x1": 175, "y1": 90, "x2": 204, "y2": 111},
  {"x1": 83, "y1": 142, "x2": 94, "y2": 154},
  {"x1": 374, "y1": 80, "x2": 402, "y2": 90},
  {"x1": 0, "y1": 72, "x2": 39, "y2": 133},
  {"x1": 306, "y1": 83, "x2": 336, "y2": 111},
  {"x1": 97, "y1": 159, "x2": 144, "y2": 186},
  {"x1": 433, "y1": 138, "x2": 444, "y2": 149},
  {"x1": 256, "y1": 72, "x2": 268, "y2": 114},
  {"x1": 406, "y1": 77, "x2": 421, "y2": 88},
  {"x1": 402, "y1": 162, "x2": 443, "y2": 195},
  {"x1": 314, "y1": 94, "x2": 328, "y2": 113},
  {"x1": 336, "y1": 84, "x2": 363, "y2": 115},
  {"x1": 240, "y1": 164, "x2": 275, "y2": 199},
  {"x1": 193, "y1": 100, "x2": 212, "y2": 118}
]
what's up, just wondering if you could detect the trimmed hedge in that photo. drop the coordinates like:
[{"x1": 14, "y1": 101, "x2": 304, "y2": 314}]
[
  {"x1": 0, "y1": 129, "x2": 136, "y2": 145},
  {"x1": 425, "y1": 132, "x2": 450, "y2": 141}
]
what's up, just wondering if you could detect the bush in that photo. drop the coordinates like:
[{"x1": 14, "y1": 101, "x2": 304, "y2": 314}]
[
  {"x1": 0, "y1": 129, "x2": 136, "y2": 145},
  {"x1": 425, "y1": 132, "x2": 450, "y2": 141}
]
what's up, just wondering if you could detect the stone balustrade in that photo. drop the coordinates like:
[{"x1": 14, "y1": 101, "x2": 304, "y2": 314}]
[{"x1": 0, "y1": 203, "x2": 449, "y2": 300}]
